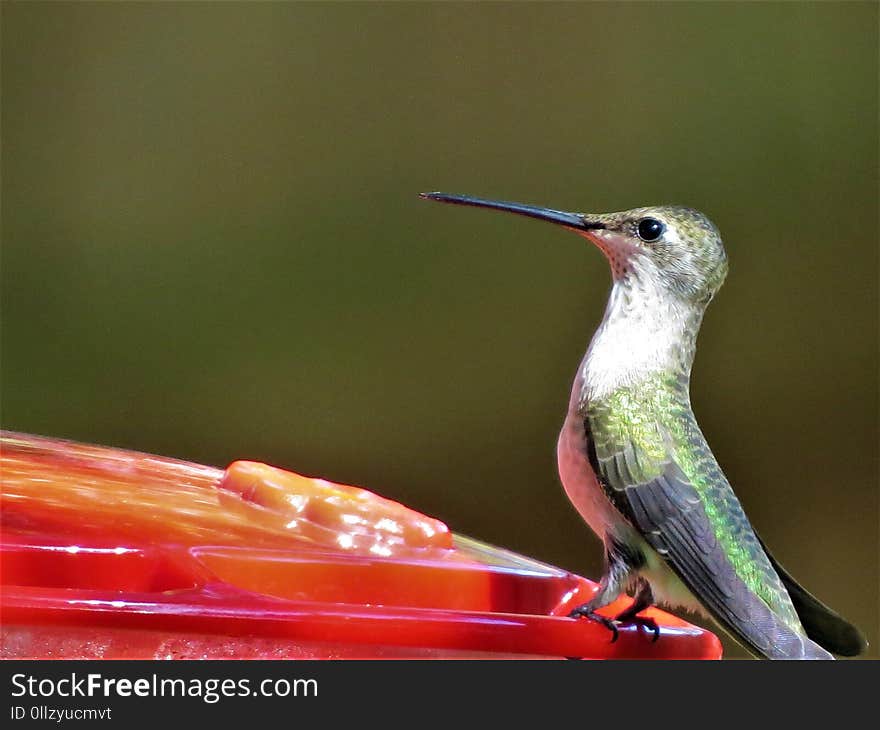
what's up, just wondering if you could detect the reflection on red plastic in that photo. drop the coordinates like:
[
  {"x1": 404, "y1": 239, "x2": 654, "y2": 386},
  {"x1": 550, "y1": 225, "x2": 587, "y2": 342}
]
[{"x1": 0, "y1": 431, "x2": 722, "y2": 659}]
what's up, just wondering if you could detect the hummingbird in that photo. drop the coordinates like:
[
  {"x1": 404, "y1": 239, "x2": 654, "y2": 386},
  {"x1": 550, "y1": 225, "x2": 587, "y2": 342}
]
[{"x1": 420, "y1": 191, "x2": 866, "y2": 659}]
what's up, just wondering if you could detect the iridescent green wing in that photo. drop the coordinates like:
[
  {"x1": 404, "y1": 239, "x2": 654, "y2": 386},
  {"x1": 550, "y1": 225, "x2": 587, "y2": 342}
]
[{"x1": 585, "y1": 381, "x2": 827, "y2": 659}]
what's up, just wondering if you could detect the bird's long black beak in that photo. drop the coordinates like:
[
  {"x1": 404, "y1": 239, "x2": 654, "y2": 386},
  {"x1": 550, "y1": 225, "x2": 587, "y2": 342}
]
[{"x1": 419, "y1": 192, "x2": 605, "y2": 231}]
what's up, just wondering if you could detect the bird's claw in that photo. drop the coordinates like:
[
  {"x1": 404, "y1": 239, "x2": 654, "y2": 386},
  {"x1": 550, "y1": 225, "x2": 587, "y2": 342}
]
[
  {"x1": 568, "y1": 606, "x2": 662, "y2": 645},
  {"x1": 567, "y1": 606, "x2": 620, "y2": 643},
  {"x1": 617, "y1": 614, "x2": 660, "y2": 643}
]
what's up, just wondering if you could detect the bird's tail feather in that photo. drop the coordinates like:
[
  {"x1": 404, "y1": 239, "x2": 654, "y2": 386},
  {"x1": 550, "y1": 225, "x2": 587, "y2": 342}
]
[
  {"x1": 756, "y1": 535, "x2": 867, "y2": 657},
  {"x1": 713, "y1": 588, "x2": 834, "y2": 659}
]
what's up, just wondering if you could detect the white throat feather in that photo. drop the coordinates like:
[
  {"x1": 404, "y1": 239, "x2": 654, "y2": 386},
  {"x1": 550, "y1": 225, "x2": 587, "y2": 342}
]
[{"x1": 580, "y1": 255, "x2": 700, "y2": 404}]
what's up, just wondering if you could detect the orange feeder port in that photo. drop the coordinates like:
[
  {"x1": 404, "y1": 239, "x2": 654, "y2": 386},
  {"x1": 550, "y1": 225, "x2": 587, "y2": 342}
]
[{"x1": 0, "y1": 431, "x2": 721, "y2": 659}]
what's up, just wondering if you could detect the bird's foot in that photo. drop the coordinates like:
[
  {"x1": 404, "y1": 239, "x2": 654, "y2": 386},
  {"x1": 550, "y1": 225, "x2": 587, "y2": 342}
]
[
  {"x1": 567, "y1": 604, "x2": 662, "y2": 646},
  {"x1": 567, "y1": 606, "x2": 620, "y2": 643}
]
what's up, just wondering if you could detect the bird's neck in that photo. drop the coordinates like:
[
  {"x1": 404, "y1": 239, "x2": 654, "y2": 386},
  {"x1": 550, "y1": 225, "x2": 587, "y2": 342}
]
[{"x1": 578, "y1": 275, "x2": 703, "y2": 407}]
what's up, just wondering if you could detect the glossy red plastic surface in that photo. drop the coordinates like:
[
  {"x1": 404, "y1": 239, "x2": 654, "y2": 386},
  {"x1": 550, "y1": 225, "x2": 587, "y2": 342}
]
[{"x1": 0, "y1": 431, "x2": 722, "y2": 659}]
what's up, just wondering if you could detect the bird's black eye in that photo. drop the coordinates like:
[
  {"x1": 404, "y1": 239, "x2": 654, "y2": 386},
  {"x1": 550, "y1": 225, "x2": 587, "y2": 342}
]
[{"x1": 637, "y1": 217, "x2": 665, "y2": 242}]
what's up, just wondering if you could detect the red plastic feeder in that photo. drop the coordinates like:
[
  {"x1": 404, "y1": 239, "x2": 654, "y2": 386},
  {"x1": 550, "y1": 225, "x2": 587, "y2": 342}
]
[{"x1": 0, "y1": 431, "x2": 721, "y2": 659}]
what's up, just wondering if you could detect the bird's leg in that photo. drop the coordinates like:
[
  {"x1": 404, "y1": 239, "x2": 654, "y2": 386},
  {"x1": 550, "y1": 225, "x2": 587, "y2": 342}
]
[
  {"x1": 614, "y1": 578, "x2": 660, "y2": 642},
  {"x1": 568, "y1": 547, "x2": 629, "y2": 643},
  {"x1": 568, "y1": 586, "x2": 622, "y2": 642}
]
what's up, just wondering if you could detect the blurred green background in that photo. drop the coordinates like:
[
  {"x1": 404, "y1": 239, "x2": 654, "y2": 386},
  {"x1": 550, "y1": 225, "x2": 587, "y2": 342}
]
[{"x1": 2, "y1": 2, "x2": 877, "y2": 658}]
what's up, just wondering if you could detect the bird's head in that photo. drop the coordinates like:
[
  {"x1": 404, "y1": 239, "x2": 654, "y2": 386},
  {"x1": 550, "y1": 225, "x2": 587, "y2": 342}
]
[{"x1": 421, "y1": 193, "x2": 728, "y2": 306}]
